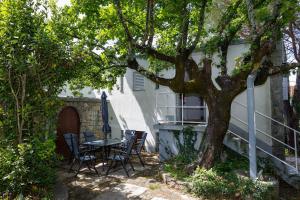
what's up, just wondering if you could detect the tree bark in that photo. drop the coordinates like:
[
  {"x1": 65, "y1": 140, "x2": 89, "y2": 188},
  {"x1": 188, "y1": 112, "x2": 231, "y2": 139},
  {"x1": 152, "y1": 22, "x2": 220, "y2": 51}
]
[{"x1": 186, "y1": 97, "x2": 232, "y2": 172}]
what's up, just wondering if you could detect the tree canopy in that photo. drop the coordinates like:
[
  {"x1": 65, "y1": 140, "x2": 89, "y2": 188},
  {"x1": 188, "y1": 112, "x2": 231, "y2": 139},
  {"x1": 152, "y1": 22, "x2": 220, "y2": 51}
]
[
  {"x1": 56, "y1": 0, "x2": 300, "y2": 169},
  {"x1": 0, "y1": 0, "x2": 82, "y2": 143}
]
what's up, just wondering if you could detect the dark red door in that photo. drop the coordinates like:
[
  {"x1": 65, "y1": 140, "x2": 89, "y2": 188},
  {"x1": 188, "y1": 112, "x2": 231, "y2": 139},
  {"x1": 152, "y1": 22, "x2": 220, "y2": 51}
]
[{"x1": 56, "y1": 106, "x2": 80, "y2": 158}]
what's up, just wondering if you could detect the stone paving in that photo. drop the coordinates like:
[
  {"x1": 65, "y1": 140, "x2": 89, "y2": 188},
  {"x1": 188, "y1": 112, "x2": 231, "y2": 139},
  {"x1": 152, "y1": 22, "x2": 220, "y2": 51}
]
[{"x1": 55, "y1": 153, "x2": 199, "y2": 200}]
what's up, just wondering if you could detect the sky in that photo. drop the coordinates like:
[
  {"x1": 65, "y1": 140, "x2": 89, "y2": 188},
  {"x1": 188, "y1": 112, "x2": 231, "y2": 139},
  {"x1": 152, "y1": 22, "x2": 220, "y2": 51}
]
[{"x1": 57, "y1": 0, "x2": 70, "y2": 7}]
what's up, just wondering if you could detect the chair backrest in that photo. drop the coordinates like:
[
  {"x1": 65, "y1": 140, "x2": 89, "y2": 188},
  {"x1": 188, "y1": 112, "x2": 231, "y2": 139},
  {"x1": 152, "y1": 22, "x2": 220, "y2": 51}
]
[
  {"x1": 125, "y1": 134, "x2": 137, "y2": 158},
  {"x1": 63, "y1": 133, "x2": 80, "y2": 159},
  {"x1": 136, "y1": 132, "x2": 147, "y2": 153},
  {"x1": 124, "y1": 129, "x2": 135, "y2": 140},
  {"x1": 123, "y1": 130, "x2": 136, "y2": 147},
  {"x1": 83, "y1": 131, "x2": 96, "y2": 142}
]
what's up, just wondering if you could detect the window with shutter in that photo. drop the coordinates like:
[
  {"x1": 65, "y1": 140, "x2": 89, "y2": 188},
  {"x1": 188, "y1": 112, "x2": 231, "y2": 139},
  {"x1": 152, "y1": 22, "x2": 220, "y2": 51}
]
[{"x1": 133, "y1": 72, "x2": 145, "y2": 91}]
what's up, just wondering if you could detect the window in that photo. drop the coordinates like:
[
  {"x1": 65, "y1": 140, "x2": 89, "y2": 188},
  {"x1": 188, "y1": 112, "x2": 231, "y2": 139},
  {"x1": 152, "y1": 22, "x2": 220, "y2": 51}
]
[
  {"x1": 133, "y1": 72, "x2": 145, "y2": 91},
  {"x1": 176, "y1": 94, "x2": 206, "y2": 123}
]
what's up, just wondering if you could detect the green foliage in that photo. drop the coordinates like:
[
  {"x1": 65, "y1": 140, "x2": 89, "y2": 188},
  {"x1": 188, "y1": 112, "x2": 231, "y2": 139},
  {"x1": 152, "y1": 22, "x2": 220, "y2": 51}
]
[
  {"x1": 0, "y1": 0, "x2": 80, "y2": 142},
  {"x1": 164, "y1": 127, "x2": 199, "y2": 180},
  {"x1": 173, "y1": 126, "x2": 198, "y2": 164},
  {"x1": 164, "y1": 148, "x2": 275, "y2": 200},
  {"x1": 0, "y1": 136, "x2": 57, "y2": 198},
  {"x1": 164, "y1": 156, "x2": 190, "y2": 181},
  {"x1": 188, "y1": 167, "x2": 273, "y2": 200},
  {"x1": 0, "y1": 0, "x2": 79, "y2": 198}
]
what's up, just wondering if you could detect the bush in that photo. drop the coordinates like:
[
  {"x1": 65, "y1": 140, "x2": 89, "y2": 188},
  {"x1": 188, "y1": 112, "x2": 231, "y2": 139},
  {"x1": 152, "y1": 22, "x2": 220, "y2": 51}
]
[
  {"x1": 0, "y1": 136, "x2": 57, "y2": 198},
  {"x1": 188, "y1": 167, "x2": 274, "y2": 200},
  {"x1": 163, "y1": 148, "x2": 275, "y2": 200},
  {"x1": 164, "y1": 155, "x2": 190, "y2": 180}
]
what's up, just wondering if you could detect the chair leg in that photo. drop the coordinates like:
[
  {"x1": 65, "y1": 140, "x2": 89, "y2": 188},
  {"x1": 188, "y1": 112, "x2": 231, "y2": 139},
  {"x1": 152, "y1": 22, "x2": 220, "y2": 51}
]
[
  {"x1": 69, "y1": 158, "x2": 76, "y2": 173},
  {"x1": 137, "y1": 153, "x2": 145, "y2": 167},
  {"x1": 121, "y1": 160, "x2": 129, "y2": 177},
  {"x1": 75, "y1": 160, "x2": 83, "y2": 177},
  {"x1": 92, "y1": 160, "x2": 100, "y2": 176},
  {"x1": 86, "y1": 161, "x2": 92, "y2": 171},
  {"x1": 128, "y1": 159, "x2": 135, "y2": 171},
  {"x1": 106, "y1": 160, "x2": 114, "y2": 176},
  {"x1": 101, "y1": 149, "x2": 106, "y2": 171}
]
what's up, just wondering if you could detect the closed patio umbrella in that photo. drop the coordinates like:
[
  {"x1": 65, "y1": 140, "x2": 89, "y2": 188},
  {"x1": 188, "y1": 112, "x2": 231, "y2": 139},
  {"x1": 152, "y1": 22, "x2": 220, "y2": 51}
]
[{"x1": 101, "y1": 91, "x2": 111, "y2": 139}]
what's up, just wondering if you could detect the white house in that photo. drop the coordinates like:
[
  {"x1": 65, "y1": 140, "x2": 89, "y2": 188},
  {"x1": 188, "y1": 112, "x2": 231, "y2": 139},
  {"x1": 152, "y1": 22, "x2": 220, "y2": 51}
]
[{"x1": 59, "y1": 41, "x2": 288, "y2": 153}]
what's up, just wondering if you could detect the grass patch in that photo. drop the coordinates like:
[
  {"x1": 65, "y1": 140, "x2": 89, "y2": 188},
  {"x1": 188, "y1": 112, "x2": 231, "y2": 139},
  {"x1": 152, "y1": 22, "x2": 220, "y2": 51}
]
[{"x1": 148, "y1": 183, "x2": 160, "y2": 190}]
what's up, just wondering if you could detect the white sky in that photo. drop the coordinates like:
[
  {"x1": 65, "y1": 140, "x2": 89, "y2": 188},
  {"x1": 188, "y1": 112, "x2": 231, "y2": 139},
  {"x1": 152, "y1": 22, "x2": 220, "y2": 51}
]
[{"x1": 57, "y1": 0, "x2": 70, "y2": 7}]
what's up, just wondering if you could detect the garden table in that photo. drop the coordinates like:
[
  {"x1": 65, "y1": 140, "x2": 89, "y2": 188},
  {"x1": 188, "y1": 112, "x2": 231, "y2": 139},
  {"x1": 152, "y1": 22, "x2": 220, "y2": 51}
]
[
  {"x1": 82, "y1": 138, "x2": 123, "y2": 148},
  {"x1": 82, "y1": 138, "x2": 123, "y2": 161}
]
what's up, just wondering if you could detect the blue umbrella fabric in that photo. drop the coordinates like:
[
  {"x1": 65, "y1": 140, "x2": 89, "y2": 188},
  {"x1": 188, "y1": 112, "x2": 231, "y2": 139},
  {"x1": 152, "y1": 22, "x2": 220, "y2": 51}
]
[{"x1": 101, "y1": 91, "x2": 111, "y2": 137}]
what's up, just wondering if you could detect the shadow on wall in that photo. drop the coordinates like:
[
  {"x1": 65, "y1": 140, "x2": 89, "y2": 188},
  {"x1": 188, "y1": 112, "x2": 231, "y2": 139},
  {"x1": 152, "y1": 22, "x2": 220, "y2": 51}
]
[
  {"x1": 123, "y1": 74, "x2": 168, "y2": 152},
  {"x1": 107, "y1": 101, "x2": 122, "y2": 139}
]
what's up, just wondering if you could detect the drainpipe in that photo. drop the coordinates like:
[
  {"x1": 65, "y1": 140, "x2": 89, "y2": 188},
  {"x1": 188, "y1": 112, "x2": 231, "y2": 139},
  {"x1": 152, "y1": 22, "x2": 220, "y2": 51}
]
[{"x1": 247, "y1": 72, "x2": 257, "y2": 180}]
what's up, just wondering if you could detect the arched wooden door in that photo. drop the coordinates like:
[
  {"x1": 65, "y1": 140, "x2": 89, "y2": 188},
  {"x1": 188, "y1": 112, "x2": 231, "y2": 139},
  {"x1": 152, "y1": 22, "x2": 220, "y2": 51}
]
[{"x1": 56, "y1": 106, "x2": 80, "y2": 158}]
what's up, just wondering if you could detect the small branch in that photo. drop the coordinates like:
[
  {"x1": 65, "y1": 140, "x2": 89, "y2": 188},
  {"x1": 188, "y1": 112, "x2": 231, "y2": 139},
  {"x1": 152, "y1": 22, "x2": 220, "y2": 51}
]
[
  {"x1": 285, "y1": 23, "x2": 300, "y2": 63},
  {"x1": 148, "y1": 0, "x2": 155, "y2": 47},
  {"x1": 268, "y1": 63, "x2": 299, "y2": 76},
  {"x1": 114, "y1": 0, "x2": 133, "y2": 43},
  {"x1": 246, "y1": 0, "x2": 258, "y2": 36},
  {"x1": 177, "y1": 1, "x2": 190, "y2": 51},
  {"x1": 217, "y1": 0, "x2": 243, "y2": 34},
  {"x1": 189, "y1": 0, "x2": 208, "y2": 52}
]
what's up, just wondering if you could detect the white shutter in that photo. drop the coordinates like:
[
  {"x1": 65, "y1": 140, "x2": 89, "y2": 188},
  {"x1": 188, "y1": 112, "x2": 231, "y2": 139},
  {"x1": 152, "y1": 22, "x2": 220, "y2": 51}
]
[
  {"x1": 282, "y1": 77, "x2": 288, "y2": 100},
  {"x1": 133, "y1": 72, "x2": 145, "y2": 91}
]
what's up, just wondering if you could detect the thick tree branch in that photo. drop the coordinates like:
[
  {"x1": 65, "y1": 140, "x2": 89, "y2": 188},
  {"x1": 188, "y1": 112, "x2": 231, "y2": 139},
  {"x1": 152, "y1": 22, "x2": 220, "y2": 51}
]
[
  {"x1": 127, "y1": 58, "x2": 172, "y2": 87},
  {"x1": 133, "y1": 43, "x2": 176, "y2": 64}
]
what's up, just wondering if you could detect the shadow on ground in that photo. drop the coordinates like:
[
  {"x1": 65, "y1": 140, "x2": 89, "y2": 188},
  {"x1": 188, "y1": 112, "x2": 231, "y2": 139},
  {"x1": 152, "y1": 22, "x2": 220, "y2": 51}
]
[{"x1": 56, "y1": 153, "x2": 197, "y2": 200}]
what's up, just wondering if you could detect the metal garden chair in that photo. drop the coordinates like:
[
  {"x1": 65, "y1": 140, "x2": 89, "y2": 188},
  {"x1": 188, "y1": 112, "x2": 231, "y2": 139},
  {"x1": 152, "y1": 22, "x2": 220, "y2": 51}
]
[
  {"x1": 83, "y1": 131, "x2": 107, "y2": 170},
  {"x1": 83, "y1": 131, "x2": 97, "y2": 142},
  {"x1": 131, "y1": 132, "x2": 147, "y2": 167},
  {"x1": 64, "y1": 133, "x2": 99, "y2": 177},
  {"x1": 106, "y1": 134, "x2": 136, "y2": 177}
]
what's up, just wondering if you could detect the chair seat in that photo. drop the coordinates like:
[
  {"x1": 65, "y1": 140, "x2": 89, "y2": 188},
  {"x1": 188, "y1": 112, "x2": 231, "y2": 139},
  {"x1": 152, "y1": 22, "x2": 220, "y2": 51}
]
[
  {"x1": 108, "y1": 155, "x2": 126, "y2": 161},
  {"x1": 79, "y1": 155, "x2": 96, "y2": 161}
]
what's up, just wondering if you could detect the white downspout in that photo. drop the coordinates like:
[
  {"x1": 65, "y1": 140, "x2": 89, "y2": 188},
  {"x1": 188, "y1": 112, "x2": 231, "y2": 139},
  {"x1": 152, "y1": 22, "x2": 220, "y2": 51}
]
[{"x1": 247, "y1": 72, "x2": 257, "y2": 180}]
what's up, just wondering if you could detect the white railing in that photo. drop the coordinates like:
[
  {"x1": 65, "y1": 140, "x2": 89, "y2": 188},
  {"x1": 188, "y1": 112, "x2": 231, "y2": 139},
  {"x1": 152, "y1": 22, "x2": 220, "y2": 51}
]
[
  {"x1": 155, "y1": 91, "x2": 299, "y2": 173},
  {"x1": 232, "y1": 101, "x2": 300, "y2": 173},
  {"x1": 155, "y1": 92, "x2": 208, "y2": 125}
]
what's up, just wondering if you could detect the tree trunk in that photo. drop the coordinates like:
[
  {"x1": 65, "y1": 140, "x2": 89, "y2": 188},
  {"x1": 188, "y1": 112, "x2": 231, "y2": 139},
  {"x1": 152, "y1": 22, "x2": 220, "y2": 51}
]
[{"x1": 186, "y1": 98, "x2": 231, "y2": 173}]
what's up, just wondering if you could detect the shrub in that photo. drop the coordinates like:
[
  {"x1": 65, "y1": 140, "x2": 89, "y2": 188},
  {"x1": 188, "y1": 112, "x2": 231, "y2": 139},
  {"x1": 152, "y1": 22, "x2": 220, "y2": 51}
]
[
  {"x1": 0, "y1": 136, "x2": 57, "y2": 198},
  {"x1": 163, "y1": 148, "x2": 275, "y2": 200},
  {"x1": 188, "y1": 167, "x2": 274, "y2": 200}
]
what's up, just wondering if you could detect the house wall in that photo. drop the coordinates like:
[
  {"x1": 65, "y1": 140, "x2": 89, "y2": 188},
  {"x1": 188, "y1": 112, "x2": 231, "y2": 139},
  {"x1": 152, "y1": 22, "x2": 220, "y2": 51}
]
[{"x1": 59, "y1": 42, "x2": 283, "y2": 151}]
